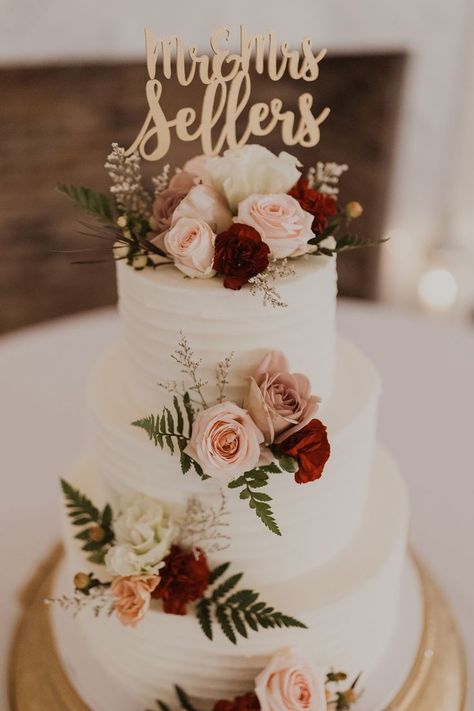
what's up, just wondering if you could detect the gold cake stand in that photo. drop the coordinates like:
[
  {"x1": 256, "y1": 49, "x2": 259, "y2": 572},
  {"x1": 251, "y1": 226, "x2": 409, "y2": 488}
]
[{"x1": 8, "y1": 546, "x2": 467, "y2": 711}]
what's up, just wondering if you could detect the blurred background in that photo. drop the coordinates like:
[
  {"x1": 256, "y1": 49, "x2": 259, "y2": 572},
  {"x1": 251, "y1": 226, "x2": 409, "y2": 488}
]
[{"x1": 1, "y1": 0, "x2": 473, "y2": 333}]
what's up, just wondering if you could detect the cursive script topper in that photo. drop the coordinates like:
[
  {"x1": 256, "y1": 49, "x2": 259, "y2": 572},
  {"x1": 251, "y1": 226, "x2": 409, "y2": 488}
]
[{"x1": 126, "y1": 26, "x2": 330, "y2": 161}]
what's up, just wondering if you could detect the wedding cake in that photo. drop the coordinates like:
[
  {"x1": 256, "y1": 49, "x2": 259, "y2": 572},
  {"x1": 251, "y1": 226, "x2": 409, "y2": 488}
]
[
  {"x1": 50, "y1": 142, "x2": 409, "y2": 711},
  {"x1": 48, "y1": 28, "x2": 410, "y2": 711}
]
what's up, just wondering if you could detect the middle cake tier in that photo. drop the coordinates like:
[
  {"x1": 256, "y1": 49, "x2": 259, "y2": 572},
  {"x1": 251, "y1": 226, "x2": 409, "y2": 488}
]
[{"x1": 87, "y1": 336, "x2": 381, "y2": 587}]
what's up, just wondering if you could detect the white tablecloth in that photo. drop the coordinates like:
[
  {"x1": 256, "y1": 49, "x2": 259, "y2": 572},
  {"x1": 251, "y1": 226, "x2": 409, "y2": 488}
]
[{"x1": 1, "y1": 301, "x2": 473, "y2": 709}]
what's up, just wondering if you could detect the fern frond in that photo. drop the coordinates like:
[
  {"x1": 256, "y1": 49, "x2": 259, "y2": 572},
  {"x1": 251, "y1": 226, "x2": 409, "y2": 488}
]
[{"x1": 57, "y1": 183, "x2": 115, "y2": 224}]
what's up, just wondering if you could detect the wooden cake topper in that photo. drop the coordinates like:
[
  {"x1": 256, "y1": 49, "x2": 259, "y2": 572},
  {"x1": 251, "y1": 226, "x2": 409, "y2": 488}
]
[{"x1": 126, "y1": 26, "x2": 330, "y2": 161}]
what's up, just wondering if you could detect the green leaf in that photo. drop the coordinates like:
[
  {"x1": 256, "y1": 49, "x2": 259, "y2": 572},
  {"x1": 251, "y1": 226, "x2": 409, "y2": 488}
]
[
  {"x1": 57, "y1": 183, "x2": 115, "y2": 224},
  {"x1": 212, "y1": 572, "x2": 244, "y2": 600},
  {"x1": 278, "y1": 454, "x2": 298, "y2": 473},
  {"x1": 216, "y1": 605, "x2": 237, "y2": 644},
  {"x1": 228, "y1": 475, "x2": 246, "y2": 489},
  {"x1": 183, "y1": 391, "x2": 194, "y2": 437},
  {"x1": 196, "y1": 598, "x2": 213, "y2": 640},
  {"x1": 101, "y1": 503, "x2": 113, "y2": 529},
  {"x1": 174, "y1": 686, "x2": 200, "y2": 711},
  {"x1": 132, "y1": 407, "x2": 189, "y2": 459},
  {"x1": 180, "y1": 450, "x2": 192, "y2": 475},
  {"x1": 208, "y1": 562, "x2": 231, "y2": 585},
  {"x1": 231, "y1": 608, "x2": 248, "y2": 638},
  {"x1": 173, "y1": 396, "x2": 184, "y2": 435},
  {"x1": 60, "y1": 479, "x2": 114, "y2": 562}
]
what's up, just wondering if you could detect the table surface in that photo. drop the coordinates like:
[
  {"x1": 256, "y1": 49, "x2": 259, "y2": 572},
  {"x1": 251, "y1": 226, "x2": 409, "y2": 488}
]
[{"x1": 1, "y1": 301, "x2": 473, "y2": 710}]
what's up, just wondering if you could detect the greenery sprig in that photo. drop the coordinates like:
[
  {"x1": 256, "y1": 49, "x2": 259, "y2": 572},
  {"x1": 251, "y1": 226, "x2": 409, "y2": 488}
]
[
  {"x1": 132, "y1": 393, "x2": 206, "y2": 479},
  {"x1": 228, "y1": 464, "x2": 283, "y2": 536},
  {"x1": 57, "y1": 184, "x2": 116, "y2": 225},
  {"x1": 196, "y1": 561, "x2": 307, "y2": 644},
  {"x1": 60, "y1": 479, "x2": 115, "y2": 564}
]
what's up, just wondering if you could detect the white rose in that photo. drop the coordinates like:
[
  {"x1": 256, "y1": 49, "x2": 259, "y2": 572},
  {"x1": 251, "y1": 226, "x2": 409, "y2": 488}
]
[
  {"x1": 237, "y1": 194, "x2": 314, "y2": 259},
  {"x1": 105, "y1": 494, "x2": 175, "y2": 576},
  {"x1": 164, "y1": 217, "x2": 217, "y2": 279},
  {"x1": 206, "y1": 145, "x2": 301, "y2": 212}
]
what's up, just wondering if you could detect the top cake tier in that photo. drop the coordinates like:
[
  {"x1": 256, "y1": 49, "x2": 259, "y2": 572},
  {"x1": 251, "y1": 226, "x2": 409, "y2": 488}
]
[{"x1": 116, "y1": 254, "x2": 337, "y2": 411}]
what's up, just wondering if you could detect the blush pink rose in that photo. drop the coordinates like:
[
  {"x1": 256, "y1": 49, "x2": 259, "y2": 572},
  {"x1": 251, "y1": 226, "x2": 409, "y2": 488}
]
[
  {"x1": 110, "y1": 574, "x2": 160, "y2": 627},
  {"x1": 244, "y1": 351, "x2": 320, "y2": 445},
  {"x1": 255, "y1": 649, "x2": 327, "y2": 711},
  {"x1": 236, "y1": 194, "x2": 314, "y2": 259},
  {"x1": 164, "y1": 217, "x2": 216, "y2": 278},
  {"x1": 172, "y1": 184, "x2": 233, "y2": 234},
  {"x1": 185, "y1": 401, "x2": 264, "y2": 482}
]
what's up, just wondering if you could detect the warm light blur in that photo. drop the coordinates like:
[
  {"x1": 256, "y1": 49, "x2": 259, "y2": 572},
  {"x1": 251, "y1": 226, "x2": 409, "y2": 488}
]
[{"x1": 417, "y1": 268, "x2": 459, "y2": 311}]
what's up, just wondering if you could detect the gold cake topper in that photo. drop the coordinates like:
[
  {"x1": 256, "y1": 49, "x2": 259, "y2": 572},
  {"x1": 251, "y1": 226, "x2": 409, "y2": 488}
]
[{"x1": 126, "y1": 26, "x2": 330, "y2": 161}]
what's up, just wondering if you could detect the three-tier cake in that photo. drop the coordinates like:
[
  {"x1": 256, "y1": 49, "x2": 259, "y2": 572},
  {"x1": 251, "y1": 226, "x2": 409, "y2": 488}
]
[{"x1": 50, "y1": 142, "x2": 410, "y2": 711}]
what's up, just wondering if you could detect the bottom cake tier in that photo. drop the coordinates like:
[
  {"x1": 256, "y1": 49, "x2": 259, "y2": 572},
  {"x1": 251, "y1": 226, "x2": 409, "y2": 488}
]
[{"x1": 53, "y1": 446, "x2": 409, "y2": 710}]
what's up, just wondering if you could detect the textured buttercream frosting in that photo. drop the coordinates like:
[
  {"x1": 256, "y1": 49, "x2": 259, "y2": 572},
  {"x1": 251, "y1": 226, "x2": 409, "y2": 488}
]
[
  {"x1": 116, "y1": 255, "x2": 337, "y2": 410},
  {"x1": 87, "y1": 337, "x2": 381, "y2": 586},
  {"x1": 58, "y1": 447, "x2": 408, "y2": 711}
]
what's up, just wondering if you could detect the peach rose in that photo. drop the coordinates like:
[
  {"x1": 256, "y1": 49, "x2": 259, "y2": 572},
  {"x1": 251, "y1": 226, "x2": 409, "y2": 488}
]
[
  {"x1": 172, "y1": 184, "x2": 233, "y2": 234},
  {"x1": 110, "y1": 574, "x2": 160, "y2": 627},
  {"x1": 236, "y1": 194, "x2": 314, "y2": 259},
  {"x1": 244, "y1": 351, "x2": 320, "y2": 445},
  {"x1": 255, "y1": 649, "x2": 327, "y2": 711},
  {"x1": 164, "y1": 217, "x2": 216, "y2": 278},
  {"x1": 185, "y1": 401, "x2": 264, "y2": 482}
]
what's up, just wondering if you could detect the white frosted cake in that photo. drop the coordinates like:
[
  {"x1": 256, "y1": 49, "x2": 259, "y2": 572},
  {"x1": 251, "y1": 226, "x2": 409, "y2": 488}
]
[{"x1": 52, "y1": 143, "x2": 410, "y2": 711}]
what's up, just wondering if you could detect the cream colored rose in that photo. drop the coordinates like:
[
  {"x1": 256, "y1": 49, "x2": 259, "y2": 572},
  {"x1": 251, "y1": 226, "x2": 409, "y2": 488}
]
[
  {"x1": 237, "y1": 194, "x2": 314, "y2": 259},
  {"x1": 255, "y1": 648, "x2": 327, "y2": 711},
  {"x1": 171, "y1": 184, "x2": 233, "y2": 233},
  {"x1": 110, "y1": 574, "x2": 159, "y2": 627},
  {"x1": 185, "y1": 401, "x2": 264, "y2": 482},
  {"x1": 206, "y1": 145, "x2": 301, "y2": 212},
  {"x1": 244, "y1": 351, "x2": 320, "y2": 445},
  {"x1": 105, "y1": 494, "x2": 175, "y2": 576},
  {"x1": 164, "y1": 217, "x2": 216, "y2": 279}
]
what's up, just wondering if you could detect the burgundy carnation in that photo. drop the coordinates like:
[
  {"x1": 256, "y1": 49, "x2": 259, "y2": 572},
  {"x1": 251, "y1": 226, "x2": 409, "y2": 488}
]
[
  {"x1": 213, "y1": 693, "x2": 261, "y2": 711},
  {"x1": 288, "y1": 178, "x2": 337, "y2": 235},
  {"x1": 151, "y1": 545, "x2": 210, "y2": 615},
  {"x1": 279, "y1": 419, "x2": 331, "y2": 484},
  {"x1": 213, "y1": 223, "x2": 270, "y2": 290}
]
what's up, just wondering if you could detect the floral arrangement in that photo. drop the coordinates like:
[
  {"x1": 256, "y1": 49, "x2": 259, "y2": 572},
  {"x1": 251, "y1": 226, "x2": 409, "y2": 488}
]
[
  {"x1": 58, "y1": 143, "x2": 378, "y2": 307},
  {"x1": 47, "y1": 482, "x2": 306, "y2": 643},
  {"x1": 151, "y1": 649, "x2": 361, "y2": 711},
  {"x1": 133, "y1": 334, "x2": 330, "y2": 536}
]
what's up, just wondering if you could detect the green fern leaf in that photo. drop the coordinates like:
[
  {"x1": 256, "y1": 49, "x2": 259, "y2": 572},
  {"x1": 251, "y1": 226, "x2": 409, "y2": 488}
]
[
  {"x1": 173, "y1": 396, "x2": 184, "y2": 435},
  {"x1": 196, "y1": 598, "x2": 213, "y2": 640},
  {"x1": 216, "y1": 605, "x2": 237, "y2": 644},
  {"x1": 212, "y1": 572, "x2": 244, "y2": 601},
  {"x1": 208, "y1": 562, "x2": 231, "y2": 585},
  {"x1": 57, "y1": 183, "x2": 115, "y2": 224},
  {"x1": 174, "y1": 686, "x2": 200, "y2": 711}
]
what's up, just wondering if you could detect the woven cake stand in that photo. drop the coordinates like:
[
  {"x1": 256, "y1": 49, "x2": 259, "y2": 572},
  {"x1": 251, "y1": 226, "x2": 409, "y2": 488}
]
[{"x1": 8, "y1": 545, "x2": 467, "y2": 711}]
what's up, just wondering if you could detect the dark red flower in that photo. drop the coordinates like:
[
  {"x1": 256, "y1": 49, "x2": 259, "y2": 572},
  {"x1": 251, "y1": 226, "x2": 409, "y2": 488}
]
[
  {"x1": 213, "y1": 693, "x2": 261, "y2": 711},
  {"x1": 279, "y1": 419, "x2": 331, "y2": 484},
  {"x1": 288, "y1": 178, "x2": 337, "y2": 235},
  {"x1": 213, "y1": 223, "x2": 270, "y2": 290},
  {"x1": 151, "y1": 545, "x2": 210, "y2": 615}
]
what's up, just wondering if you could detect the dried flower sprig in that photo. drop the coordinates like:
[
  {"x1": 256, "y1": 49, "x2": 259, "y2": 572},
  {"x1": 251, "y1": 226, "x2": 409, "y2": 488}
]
[
  {"x1": 152, "y1": 164, "x2": 171, "y2": 195},
  {"x1": 171, "y1": 332, "x2": 209, "y2": 408},
  {"x1": 44, "y1": 588, "x2": 113, "y2": 618},
  {"x1": 105, "y1": 143, "x2": 153, "y2": 218},
  {"x1": 216, "y1": 352, "x2": 234, "y2": 403},
  {"x1": 307, "y1": 161, "x2": 349, "y2": 195},
  {"x1": 179, "y1": 491, "x2": 231, "y2": 555},
  {"x1": 248, "y1": 258, "x2": 295, "y2": 308}
]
